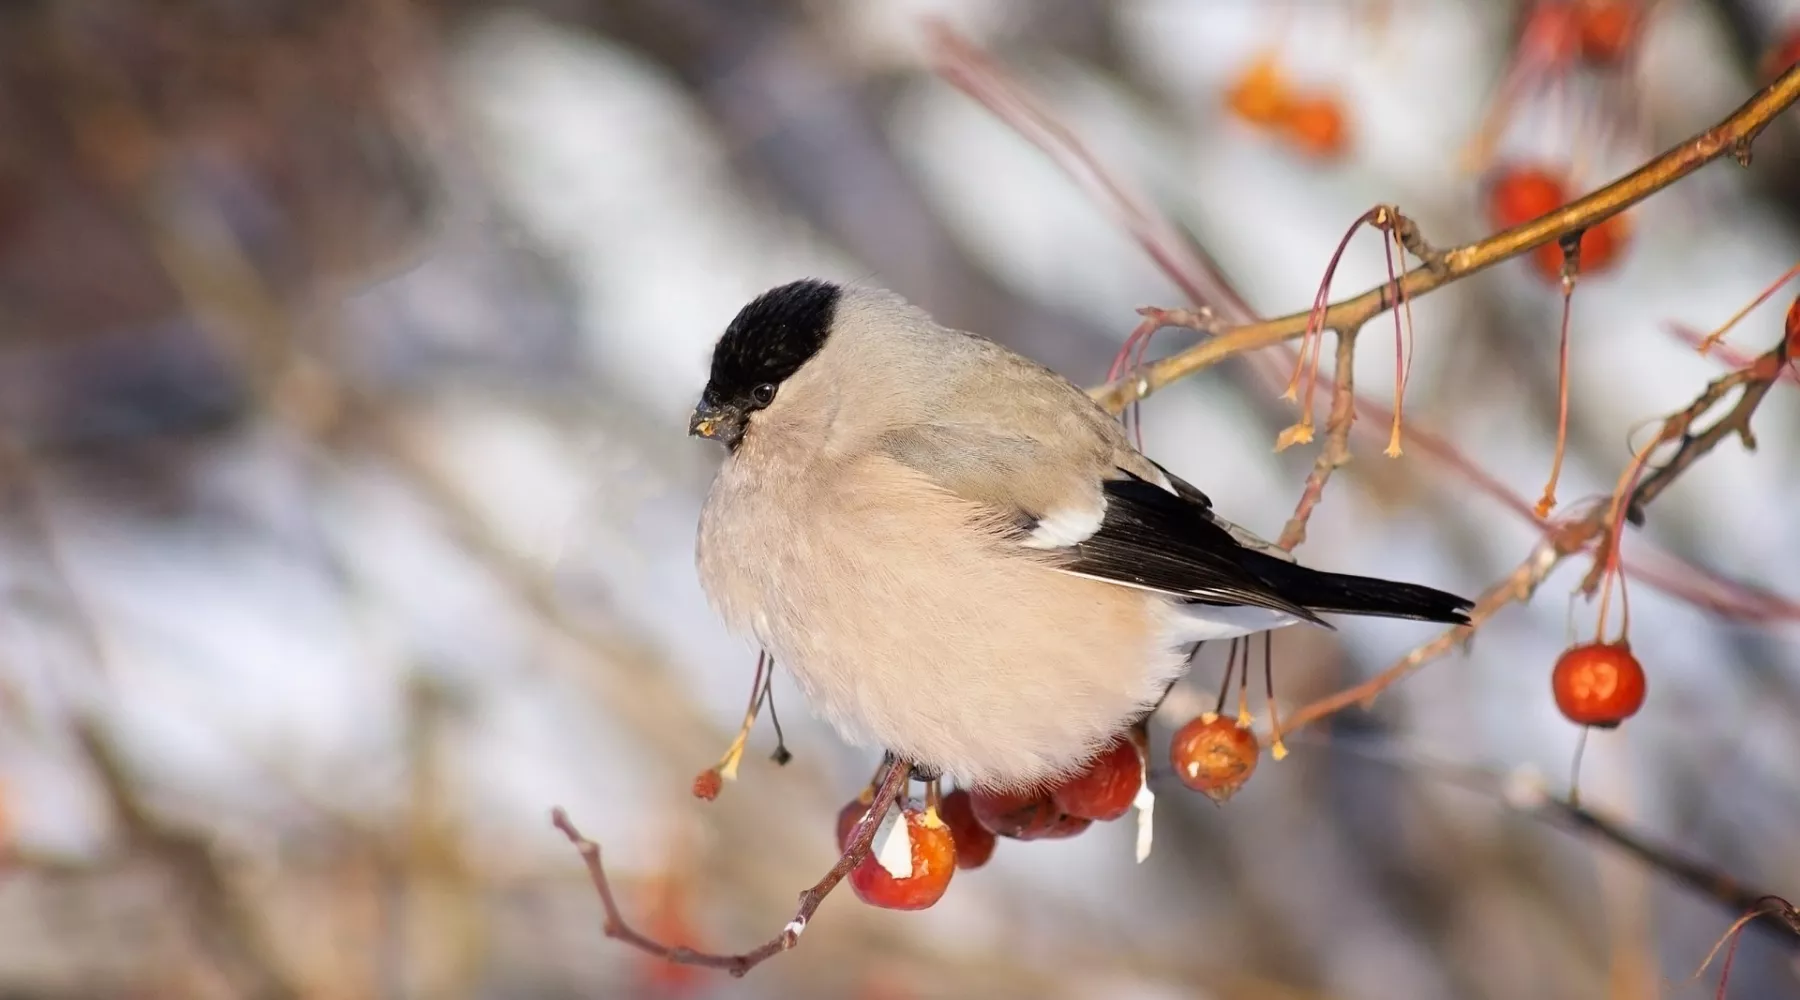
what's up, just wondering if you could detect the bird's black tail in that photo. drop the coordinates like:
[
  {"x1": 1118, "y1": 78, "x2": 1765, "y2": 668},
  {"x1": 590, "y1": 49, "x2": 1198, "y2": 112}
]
[{"x1": 1236, "y1": 549, "x2": 1473, "y2": 625}]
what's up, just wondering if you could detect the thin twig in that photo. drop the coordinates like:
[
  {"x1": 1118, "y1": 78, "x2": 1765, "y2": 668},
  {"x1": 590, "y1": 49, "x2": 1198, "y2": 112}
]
[
  {"x1": 1277, "y1": 326, "x2": 1361, "y2": 551},
  {"x1": 551, "y1": 754, "x2": 911, "y2": 977},
  {"x1": 1285, "y1": 336, "x2": 1792, "y2": 732}
]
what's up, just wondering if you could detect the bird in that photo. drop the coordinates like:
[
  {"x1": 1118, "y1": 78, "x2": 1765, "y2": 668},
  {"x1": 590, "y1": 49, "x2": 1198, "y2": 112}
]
[{"x1": 690, "y1": 279, "x2": 1472, "y2": 791}]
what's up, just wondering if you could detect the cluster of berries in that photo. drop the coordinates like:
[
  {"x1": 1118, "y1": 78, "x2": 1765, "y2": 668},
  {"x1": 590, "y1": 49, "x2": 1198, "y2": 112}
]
[{"x1": 843, "y1": 720, "x2": 1264, "y2": 910}]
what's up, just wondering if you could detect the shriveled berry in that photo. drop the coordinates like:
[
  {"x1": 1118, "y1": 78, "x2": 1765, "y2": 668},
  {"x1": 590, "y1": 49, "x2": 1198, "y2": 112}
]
[
  {"x1": 1552, "y1": 641, "x2": 1646, "y2": 727},
  {"x1": 1170, "y1": 716, "x2": 1260, "y2": 803},
  {"x1": 849, "y1": 805, "x2": 956, "y2": 911},
  {"x1": 1050, "y1": 737, "x2": 1143, "y2": 822},
  {"x1": 937, "y1": 788, "x2": 997, "y2": 870}
]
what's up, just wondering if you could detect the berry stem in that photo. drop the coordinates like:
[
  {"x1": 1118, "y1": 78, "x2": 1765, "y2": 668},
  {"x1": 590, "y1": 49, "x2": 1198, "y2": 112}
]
[
  {"x1": 1263, "y1": 632, "x2": 1288, "y2": 761},
  {"x1": 1536, "y1": 275, "x2": 1576, "y2": 518},
  {"x1": 1210, "y1": 638, "x2": 1239, "y2": 723},
  {"x1": 1382, "y1": 213, "x2": 1415, "y2": 458}
]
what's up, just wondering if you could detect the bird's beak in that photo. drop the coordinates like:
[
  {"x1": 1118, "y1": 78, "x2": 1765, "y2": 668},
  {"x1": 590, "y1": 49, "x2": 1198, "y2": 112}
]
[{"x1": 689, "y1": 400, "x2": 745, "y2": 448}]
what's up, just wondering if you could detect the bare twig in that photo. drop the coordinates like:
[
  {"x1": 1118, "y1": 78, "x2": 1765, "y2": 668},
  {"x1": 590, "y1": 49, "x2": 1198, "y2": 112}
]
[
  {"x1": 1277, "y1": 326, "x2": 1361, "y2": 551},
  {"x1": 1285, "y1": 335, "x2": 1792, "y2": 732},
  {"x1": 551, "y1": 755, "x2": 911, "y2": 977},
  {"x1": 1312, "y1": 736, "x2": 1800, "y2": 949}
]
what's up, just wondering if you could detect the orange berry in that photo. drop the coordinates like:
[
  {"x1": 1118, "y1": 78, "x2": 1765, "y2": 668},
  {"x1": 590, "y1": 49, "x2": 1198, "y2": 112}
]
[
  {"x1": 1576, "y1": 0, "x2": 1643, "y2": 66},
  {"x1": 1552, "y1": 641, "x2": 1647, "y2": 727},
  {"x1": 1048, "y1": 736, "x2": 1142, "y2": 822},
  {"x1": 1170, "y1": 716, "x2": 1260, "y2": 803},
  {"x1": 1225, "y1": 54, "x2": 1293, "y2": 128},
  {"x1": 1280, "y1": 93, "x2": 1350, "y2": 160},
  {"x1": 849, "y1": 804, "x2": 956, "y2": 910}
]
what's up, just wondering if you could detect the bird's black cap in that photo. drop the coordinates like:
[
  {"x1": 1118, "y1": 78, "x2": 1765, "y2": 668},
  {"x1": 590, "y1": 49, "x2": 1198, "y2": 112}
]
[{"x1": 702, "y1": 279, "x2": 841, "y2": 409}]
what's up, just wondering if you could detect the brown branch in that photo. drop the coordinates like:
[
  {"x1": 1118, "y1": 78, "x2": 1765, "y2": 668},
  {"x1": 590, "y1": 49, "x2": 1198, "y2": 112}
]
[
  {"x1": 1621, "y1": 342, "x2": 1790, "y2": 524},
  {"x1": 1533, "y1": 796, "x2": 1798, "y2": 934},
  {"x1": 1277, "y1": 326, "x2": 1360, "y2": 551},
  {"x1": 552, "y1": 754, "x2": 912, "y2": 977},
  {"x1": 1286, "y1": 336, "x2": 1792, "y2": 733},
  {"x1": 1089, "y1": 63, "x2": 1800, "y2": 412},
  {"x1": 1282, "y1": 540, "x2": 1562, "y2": 733}
]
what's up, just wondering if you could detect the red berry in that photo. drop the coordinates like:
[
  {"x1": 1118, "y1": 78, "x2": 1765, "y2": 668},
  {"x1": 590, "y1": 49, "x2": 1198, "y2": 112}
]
[
  {"x1": 849, "y1": 804, "x2": 956, "y2": 911},
  {"x1": 1487, "y1": 165, "x2": 1629, "y2": 280},
  {"x1": 1487, "y1": 165, "x2": 1568, "y2": 230},
  {"x1": 1762, "y1": 25, "x2": 1800, "y2": 83},
  {"x1": 968, "y1": 786, "x2": 1055, "y2": 839},
  {"x1": 1049, "y1": 737, "x2": 1143, "y2": 822},
  {"x1": 1033, "y1": 813, "x2": 1094, "y2": 839},
  {"x1": 968, "y1": 786, "x2": 1091, "y2": 840},
  {"x1": 937, "y1": 789, "x2": 997, "y2": 870},
  {"x1": 1280, "y1": 94, "x2": 1350, "y2": 160},
  {"x1": 1552, "y1": 641, "x2": 1646, "y2": 727},
  {"x1": 1576, "y1": 0, "x2": 1643, "y2": 66},
  {"x1": 1170, "y1": 716, "x2": 1261, "y2": 803}
]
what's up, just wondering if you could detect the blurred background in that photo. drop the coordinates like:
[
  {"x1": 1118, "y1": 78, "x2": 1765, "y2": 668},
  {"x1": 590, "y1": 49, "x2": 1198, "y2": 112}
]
[{"x1": 0, "y1": 1, "x2": 1798, "y2": 997}]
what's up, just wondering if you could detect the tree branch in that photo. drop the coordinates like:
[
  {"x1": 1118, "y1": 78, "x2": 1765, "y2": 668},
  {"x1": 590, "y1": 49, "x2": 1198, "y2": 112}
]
[
  {"x1": 551, "y1": 754, "x2": 911, "y2": 977},
  {"x1": 1277, "y1": 326, "x2": 1361, "y2": 551},
  {"x1": 1089, "y1": 64, "x2": 1800, "y2": 411},
  {"x1": 1286, "y1": 336, "x2": 1792, "y2": 732}
]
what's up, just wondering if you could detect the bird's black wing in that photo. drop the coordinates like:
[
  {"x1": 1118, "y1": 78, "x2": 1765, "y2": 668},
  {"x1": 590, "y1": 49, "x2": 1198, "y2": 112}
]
[{"x1": 1055, "y1": 472, "x2": 1331, "y2": 626}]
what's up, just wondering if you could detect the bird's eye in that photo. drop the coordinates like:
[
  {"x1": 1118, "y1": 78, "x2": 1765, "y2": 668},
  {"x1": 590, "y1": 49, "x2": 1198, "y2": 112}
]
[{"x1": 750, "y1": 383, "x2": 777, "y2": 407}]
